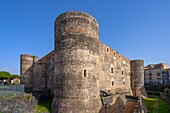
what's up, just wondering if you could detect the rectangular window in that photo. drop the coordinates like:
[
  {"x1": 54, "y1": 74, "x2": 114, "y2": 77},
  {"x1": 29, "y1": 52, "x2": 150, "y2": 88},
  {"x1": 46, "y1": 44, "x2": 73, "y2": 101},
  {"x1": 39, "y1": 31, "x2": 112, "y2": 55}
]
[
  {"x1": 112, "y1": 81, "x2": 114, "y2": 86},
  {"x1": 111, "y1": 67, "x2": 113, "y2": 73},
  {"x1": 84, "y1": 69, "x2": 87, "y2": 77}
]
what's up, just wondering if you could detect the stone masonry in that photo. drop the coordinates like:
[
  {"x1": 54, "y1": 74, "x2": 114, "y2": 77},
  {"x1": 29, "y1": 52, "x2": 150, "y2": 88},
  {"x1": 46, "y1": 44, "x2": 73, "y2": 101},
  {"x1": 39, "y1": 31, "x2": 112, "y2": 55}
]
[{"x1": 20, "y1": 11, "x2": 147, "y2": 113}]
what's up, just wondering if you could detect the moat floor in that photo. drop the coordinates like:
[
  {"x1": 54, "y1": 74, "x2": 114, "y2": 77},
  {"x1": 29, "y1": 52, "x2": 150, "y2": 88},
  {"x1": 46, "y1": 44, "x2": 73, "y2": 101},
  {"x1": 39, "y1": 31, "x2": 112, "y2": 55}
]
[{"x1": 122, "y1": 101, "x2": 137, "y2": 113}]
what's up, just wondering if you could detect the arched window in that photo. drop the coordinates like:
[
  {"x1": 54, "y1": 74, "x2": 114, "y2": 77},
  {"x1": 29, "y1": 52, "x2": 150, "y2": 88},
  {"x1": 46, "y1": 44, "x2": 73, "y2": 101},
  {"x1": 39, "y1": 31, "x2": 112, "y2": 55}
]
[
  {"x1": 122, "y1": 70, "x2": 124, "y2": 75},
  {"x1": 111, "y1": 67, "x2": 113, "y2": 73},
  {"x1": 106, "y1": 47, "x2": 109, "y2": 52},
  {"x1": 112, "y1": 81, "x2": 114, "y2": 86},
  {"x1": 110, "y1": 64, "x2": 113, "y2": 74}
]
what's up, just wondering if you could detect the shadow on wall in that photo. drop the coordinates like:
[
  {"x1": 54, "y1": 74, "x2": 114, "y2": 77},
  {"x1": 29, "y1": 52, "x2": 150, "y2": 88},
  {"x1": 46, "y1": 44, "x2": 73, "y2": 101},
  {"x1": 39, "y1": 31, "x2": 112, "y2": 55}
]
[
  {"x1": 34, "y1": 99, "x2": 52, "y2": 113},
  {"x1": 20, "y1": 66, "x2": 33, "y2": 92},
  {"x1": 21, "y1": 64, "x2": 53, "y2": 102},
  {"x1": 99, "y1": 96, "x2": 124, "y2": 113}
]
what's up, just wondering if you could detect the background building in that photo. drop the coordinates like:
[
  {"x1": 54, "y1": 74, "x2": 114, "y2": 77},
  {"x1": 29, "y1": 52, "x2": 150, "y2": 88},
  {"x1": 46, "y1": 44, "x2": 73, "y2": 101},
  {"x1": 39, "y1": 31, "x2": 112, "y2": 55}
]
[{"x1": 144, "y1": 63, "x2": 170, "y2": 84}]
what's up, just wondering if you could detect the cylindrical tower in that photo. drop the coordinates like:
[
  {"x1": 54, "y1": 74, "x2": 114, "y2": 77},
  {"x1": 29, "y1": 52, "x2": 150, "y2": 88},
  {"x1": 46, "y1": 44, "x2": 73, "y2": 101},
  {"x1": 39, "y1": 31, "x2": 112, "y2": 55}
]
[
  {"x1": 130, "y1": 60, "x2": 147, "y2": 97},
  {"x1": 20, "y1": 54, "x2": 35, "y2": 90},
  {"x1": 52, "y1": 11, "x2": 101, "y2": 113}
]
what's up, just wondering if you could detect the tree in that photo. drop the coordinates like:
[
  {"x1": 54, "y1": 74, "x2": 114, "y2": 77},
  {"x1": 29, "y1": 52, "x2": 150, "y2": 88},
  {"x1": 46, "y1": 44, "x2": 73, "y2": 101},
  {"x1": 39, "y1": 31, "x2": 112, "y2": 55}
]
[
  {"x1": 11, "y1": 74, "x2": 20, "y2": 79},
  {"x1": 0, "y1": 71, "x2": 20, "y2": 85},
  {"x1": 0, "y1": 71, "x2": 11, "y2": 80}
]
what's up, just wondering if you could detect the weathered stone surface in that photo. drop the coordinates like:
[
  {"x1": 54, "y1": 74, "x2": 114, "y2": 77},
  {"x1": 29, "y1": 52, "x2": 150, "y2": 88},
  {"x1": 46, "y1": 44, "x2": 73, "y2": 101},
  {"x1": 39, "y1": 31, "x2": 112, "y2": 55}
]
[
  {"x1": 33, "y1": 63, "x2": 47, "y2": 92},
  {"x1": 53, "y1": 11, "x2": 101, "y2": 113},
  {"x1": 20, "y1": 54, "x2": 35, "y2": 90},
  {"x1": 130, "y1": 60, "x2": 147, "y2": 97},
  {"x1": 0, "y1": 93, "x2": 37, "y2": 113},
  {"x1": 98, "y1": 42, "x2": 131, "y2": 94}
]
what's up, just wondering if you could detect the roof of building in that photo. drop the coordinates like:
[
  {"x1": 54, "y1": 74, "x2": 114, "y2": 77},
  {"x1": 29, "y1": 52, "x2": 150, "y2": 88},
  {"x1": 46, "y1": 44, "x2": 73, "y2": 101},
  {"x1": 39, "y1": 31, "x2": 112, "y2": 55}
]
[{"x1": 144, "y1": 63, "x2": 169, "y2": 70}]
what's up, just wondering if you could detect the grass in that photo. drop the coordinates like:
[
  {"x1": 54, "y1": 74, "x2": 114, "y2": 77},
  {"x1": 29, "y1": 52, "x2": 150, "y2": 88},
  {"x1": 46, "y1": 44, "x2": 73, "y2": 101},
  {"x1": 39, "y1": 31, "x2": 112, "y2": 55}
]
[
  {"x1": 0, "y1": 93, "x2": 24, "y2": 100},
  {"x1": 0, "y1": 94, "x2": 52, "y2": 113},
  {"x1": 144, "y1": 95, "x2": 169, "y2": 113},
  {"x1": 34, "y1": 99, "x2": 52, "y2": 113}
]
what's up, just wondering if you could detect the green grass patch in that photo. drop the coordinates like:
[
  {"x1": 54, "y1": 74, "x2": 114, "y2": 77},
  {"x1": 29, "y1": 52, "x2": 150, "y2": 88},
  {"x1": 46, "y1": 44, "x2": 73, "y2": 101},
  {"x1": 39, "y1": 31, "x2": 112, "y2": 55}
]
[
  {"x1": 34, "y1": 99, "x2": 52, "y2": 113},
  {"x1": 144, "y1": 95, "x2": 169, "y2": 113}
]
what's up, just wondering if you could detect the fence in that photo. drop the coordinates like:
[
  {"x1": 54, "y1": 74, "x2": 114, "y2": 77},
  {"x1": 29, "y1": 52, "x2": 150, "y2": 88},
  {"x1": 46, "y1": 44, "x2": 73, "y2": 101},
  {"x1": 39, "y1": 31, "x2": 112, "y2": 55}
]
[{"x1": 0, "y1": 85, "x2": 24, "y2": 97}]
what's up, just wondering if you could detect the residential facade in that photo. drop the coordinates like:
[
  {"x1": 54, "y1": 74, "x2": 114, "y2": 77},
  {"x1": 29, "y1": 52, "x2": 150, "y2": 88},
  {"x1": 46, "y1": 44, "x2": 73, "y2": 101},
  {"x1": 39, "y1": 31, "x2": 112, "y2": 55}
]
[{"x1": 144, "y1": 63, "x2": 170, "y2": 84}]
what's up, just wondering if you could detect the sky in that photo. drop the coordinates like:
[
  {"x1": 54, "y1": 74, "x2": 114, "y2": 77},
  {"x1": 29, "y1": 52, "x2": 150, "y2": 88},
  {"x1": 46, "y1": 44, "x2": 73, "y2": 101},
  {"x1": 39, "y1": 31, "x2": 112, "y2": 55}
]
[{"x1": 0, "y1": 0, "x2": 170, "y2": 74}]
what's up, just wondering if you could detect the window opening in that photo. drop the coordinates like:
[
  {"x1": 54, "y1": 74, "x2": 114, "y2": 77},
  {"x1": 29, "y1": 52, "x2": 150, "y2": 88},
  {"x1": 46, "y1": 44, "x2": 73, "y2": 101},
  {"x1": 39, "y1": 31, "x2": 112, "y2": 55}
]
[
  {"x1": 106, "y1": 48, "x2": 109, "y2": 52},
  {"x1": 111, "y1": 67, "x2": 113, "y2": 73},
  {"x1": 84, "y1": 69, "x2": 87, "y2": 77},
  {"x1": 112, "y1": 81, "x2": 114, "y2": 86}
]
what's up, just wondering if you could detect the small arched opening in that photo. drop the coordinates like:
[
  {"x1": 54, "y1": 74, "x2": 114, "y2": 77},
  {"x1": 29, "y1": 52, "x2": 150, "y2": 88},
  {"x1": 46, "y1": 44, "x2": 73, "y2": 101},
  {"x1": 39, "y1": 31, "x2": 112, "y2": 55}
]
[
  {"x1": 122, "y1": 70, "x2": 124, "y2": 75},
  {"x1": 112, "y1": 81, "x2": 114, "y2": 86}
]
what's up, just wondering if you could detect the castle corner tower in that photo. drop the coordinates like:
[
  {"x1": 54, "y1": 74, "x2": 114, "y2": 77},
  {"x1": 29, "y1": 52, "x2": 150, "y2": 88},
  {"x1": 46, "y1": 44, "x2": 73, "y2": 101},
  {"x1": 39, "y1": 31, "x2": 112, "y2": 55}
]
[
  {"x1": 20, "y1": 54, "x2": 39, "y2": 90},
  {"x1": 130, "y1": 60, "x2": 147, "y2": 97},
  {"x1": 52, "y1": 11, "x2": 102, "y2": 113}
]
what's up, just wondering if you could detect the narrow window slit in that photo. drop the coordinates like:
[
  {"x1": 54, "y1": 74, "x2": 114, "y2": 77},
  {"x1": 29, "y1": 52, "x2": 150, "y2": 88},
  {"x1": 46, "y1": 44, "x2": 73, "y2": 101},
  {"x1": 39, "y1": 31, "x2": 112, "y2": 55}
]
[
  {"x1": 112, "y1": 81, "x2": 114, "y2": 86},
  {"x1": 84, "y1": 69, "x2": 87, "y2": 77},
  {"x1": 111, "y1": 67, "x2": 113, "y2": 73}
]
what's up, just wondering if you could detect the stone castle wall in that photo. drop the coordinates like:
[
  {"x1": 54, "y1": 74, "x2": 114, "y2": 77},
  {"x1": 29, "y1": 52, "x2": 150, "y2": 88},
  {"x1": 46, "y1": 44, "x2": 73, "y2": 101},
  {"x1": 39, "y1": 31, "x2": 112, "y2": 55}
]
[
  {"x1": 47, "y1": 54, "x2": 55, "y2": 92},
  {"x1": 98, "y1": 42, "x2": 131, "y2": 94},
  {"x1": 20, "y1": 54, "x2": 37, "y2": 90},
  {"x1": 33, "y1": 62, "x2": 47, "y2": 92}
]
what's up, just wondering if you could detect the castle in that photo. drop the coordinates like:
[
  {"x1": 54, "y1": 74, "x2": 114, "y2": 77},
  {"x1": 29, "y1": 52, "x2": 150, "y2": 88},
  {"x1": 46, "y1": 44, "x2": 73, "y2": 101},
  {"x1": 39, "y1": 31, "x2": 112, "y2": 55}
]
[{"x1": 20, "y1": 11, "x2": 147, "y2": 113}]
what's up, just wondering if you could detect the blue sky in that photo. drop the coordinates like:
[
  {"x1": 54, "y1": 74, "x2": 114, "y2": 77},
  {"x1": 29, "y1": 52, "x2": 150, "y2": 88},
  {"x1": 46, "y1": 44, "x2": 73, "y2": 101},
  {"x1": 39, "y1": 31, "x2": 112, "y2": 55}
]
[{"x1": 0, "y1": 0, "x2": 170, "y2": 74}]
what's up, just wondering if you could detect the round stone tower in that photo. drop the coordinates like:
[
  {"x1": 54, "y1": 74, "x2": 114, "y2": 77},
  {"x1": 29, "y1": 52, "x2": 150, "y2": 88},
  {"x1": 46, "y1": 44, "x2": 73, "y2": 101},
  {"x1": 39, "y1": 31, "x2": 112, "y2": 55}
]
[
  {"x1": 52, "y1": 11, "x2": 101, "y2": 113},
  {"x1": 20, "y1": 54, "x2": 38, "y2": 90},
  {"x1": 130, "y1": 60, "x2": 147, "y2": 97}
]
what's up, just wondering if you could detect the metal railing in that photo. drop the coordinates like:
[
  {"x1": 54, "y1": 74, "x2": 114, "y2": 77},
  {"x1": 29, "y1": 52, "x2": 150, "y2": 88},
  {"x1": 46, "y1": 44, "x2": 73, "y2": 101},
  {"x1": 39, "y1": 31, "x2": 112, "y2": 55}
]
[{"x1": 0, "y1": 85, "x2": 24, "y2": 97}]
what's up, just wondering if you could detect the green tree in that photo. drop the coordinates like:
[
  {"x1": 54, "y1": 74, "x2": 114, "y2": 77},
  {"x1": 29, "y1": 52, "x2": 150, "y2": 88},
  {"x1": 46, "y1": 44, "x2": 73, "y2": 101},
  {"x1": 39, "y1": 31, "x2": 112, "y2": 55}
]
[
  {"x1": 0, "y1": 71, "x2": 11, "y2": 80},
  {"x1": 0, "y1": 71, "x2": 20, "y2": 85},
  {"x1": 11, "y1": 74, "x2": 20, "y2": 79}
]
